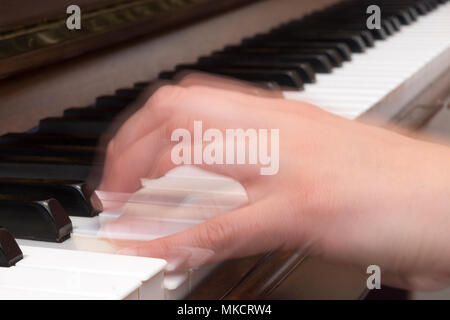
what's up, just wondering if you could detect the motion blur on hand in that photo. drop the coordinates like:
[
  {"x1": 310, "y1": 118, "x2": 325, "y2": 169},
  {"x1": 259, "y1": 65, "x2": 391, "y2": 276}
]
[{"x1": 98, "y1": 72, "x2": 450, "y2": 291}]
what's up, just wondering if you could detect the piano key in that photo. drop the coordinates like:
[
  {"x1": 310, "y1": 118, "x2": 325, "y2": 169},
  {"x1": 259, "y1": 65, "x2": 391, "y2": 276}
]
[
  {"x1": 0, "y1": 266, "x2": 141, "y2": 300},
  {"x1": 0, "y1": 155, "x2": 96, "y2": 180},
  {"x1": 0, "y1": 133, "x2": 102, "y2": 147},
  {"x1": 173, "y1": 68, "x2": 304, "y2": 89},
  {"x1": 0, "y1": 144, "x2": 98, "y2": 160},
  {"x1": 0, "y1": 195, "x2": 72, "y2": 242},
  {"x1": 0, "y1": 178, "x2": 102, "y2": 217},
  {"x1": 221, "y1": 46, "x2": 343, "y2": 67},
  {"x1": 0, "y1": 227, "x2": 23, "y2": 267},
  {"x1": 63, "y1": 106, "x2": 122, "y2": 118},
  {"x1": 179, "y1": 60, "x2": 316, "y2": 83},
  {"x1": 255, "y1": 31, "x2": 367, "y2": 52},
  {"x1": 283, "y1": 1, "x2": 450, "y2": 120},
  {"x1": 134, "y1": 81, "x2": 153, "y2": 89},
  {"x1": 68, "y1": 216, "x2": 207, "y2": 300},
  {"x1": 0, "y1": 286, "x2": 95, "y2": 300},
  {"x1": 115, "y1": 88, "x2": 143, "y2": 99},
  {"x1": 275, "y1": 28, "x2": 375, "y2": 48},
  {"x1": 95, "y1": 95, "x2": 135, "y2": 108},
  {"x1": 387, "y1": 16, "x2": 402, "y2": 31},
  {"x1": 164, "y1": 271, "x2": 190, "y2": 300},
  {"x1": 207, "y1": 52, "x2": 334, "y2": 73},
  {"x1": 38, "y1": 117, "x2": 114, "y2": 135},
  {"x1": 71, "y1": 218, "x2": 118, "y2": 254},
  {"x1": 414, "y1": 1, "x2": 432, "y2": 13},
  {"x1": 240, "y1": 40, "x2": 353, "y2": 61},
  {"x1": 70, "y1": 214, "x2": 202, "y2": 301},
  {"x1": 18, "y1": 246, "x2": 167, "y2": 299},
  {"x1": 283, "y1": 18, "x2": 391, "y2": 39},
  {"x1": 380, "y1": 19, "x2": 397, "y2": 35}
]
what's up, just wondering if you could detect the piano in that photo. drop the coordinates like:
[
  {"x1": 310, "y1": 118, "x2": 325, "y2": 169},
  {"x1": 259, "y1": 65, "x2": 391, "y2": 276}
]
[{"x1": 0, "y1": 0, "x2": 449, "y2": 300}]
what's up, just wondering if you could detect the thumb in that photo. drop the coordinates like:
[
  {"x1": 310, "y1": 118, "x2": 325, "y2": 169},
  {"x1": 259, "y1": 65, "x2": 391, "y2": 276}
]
[{"x1": 117, "y1": 198, "x2": 289, "y2": 270}]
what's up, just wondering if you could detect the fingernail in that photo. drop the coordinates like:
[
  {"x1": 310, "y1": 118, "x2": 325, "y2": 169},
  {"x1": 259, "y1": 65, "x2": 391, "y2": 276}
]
[{"x1": 165, "y1": 256, "x2": 189, "y2": 272}]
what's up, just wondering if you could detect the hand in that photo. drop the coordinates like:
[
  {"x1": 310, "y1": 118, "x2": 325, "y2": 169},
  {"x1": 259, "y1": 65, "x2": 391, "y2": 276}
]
[{"x1": 99, "y1": 73, "x2": 450, "y2": 291}]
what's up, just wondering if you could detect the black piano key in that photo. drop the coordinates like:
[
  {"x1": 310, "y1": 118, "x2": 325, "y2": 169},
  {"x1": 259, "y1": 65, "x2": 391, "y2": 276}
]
[
  {"x1": 380, "y1": 20, "x2": 396, "y2": 36},
  {"x1": 322, "y1": 30, "x2": 375, "y2": 47},
  {"x1": 328, "y1": 23, "x2": 390, "y2": 40},
  {"x1": 207, "y1": 52, "x2": 334, "y2": 73},
  {"x1": 386, "y1": 5, "x2": 421, "y2": 19},
  {"x1": 0, "y1": 178, "x2": 102, "y2": 217},
  {"x1": 414, "y1": 2, "x2": 431, "y2": 14},
  {"x1": 0, "y1": 195, "x2": 72, "y2": 243},
  {"x1": 202, "y1": 68, "x2": 303, "y2": 89},
  {"x1": 368, "y1": 26, "x2": 389, "y2": 40},
  {"x1": 426, "y1": 0, "x2": 439, "y2": 7},
  {"x1": 38, "y1": 117, "x2": 114, "y2": 135},
  {"x1": 165, "y1": 67, "x2": 303, "y2": 89},
  {"x1": 389, "y1": 16, "x2": 402, "y2": 31},
  {"x1": 0, "y1": 144, "x2": 97, "y2": 159},
  {"x1": 63, "y1": 106, "x2": 122, "y2": 118},
  {"x1": 134, "y1": 82, "x2": 152, "y2": 89},
  {"x1": 222, "y1": 46, "x2": 343, "y2": 67},
  {"x1": 96, "y1": 95, "x2": 135, "y2": 108},
  {"x1": 175, "y1": 60, "x2": 316, "y2": 83},
  {"x1": 160, "y1": 70, "x2": 282, "y2": 90},
  {"x1": 240, "y1": 40, "x2": 352, "y2": 62},
  {"x1": 0, "y1": 156, "x2": 96, "y2": 180},
  {"x1": 0, "y1": 227, "x2": 23, "y2": 267},
  {"x1": 285, "y1": 19, "x2": 391, "y2": 40},
  {"x1": 115, "y1": 88, "x2": 143, "y2": 98},
  {"x1": 0, "y1": 133, "x2": 102, "y2": 147},
  {"x1": 383, "y1": 9, "x2": 414, "y2": 25},
  {"x1": 262, "y1": 31, "x2": 368, "y2": 52}
]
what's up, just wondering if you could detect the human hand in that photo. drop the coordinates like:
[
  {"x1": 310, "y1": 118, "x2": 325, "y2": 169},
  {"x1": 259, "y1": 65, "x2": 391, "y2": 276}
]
[{"x1": 99, "y1": 73, "x2": 450, "y2": 291}]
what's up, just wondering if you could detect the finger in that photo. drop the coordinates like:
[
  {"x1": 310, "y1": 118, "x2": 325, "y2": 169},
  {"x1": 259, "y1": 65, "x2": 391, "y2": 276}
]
[
  {"x1": 100, "y1": 85, "x2": 285, "y2": 191},
  {"x1": 98, "y1": 122, "x2": 173, "y2": 192},
  {"x1": 117, "y1": 196, "x2": 302, "y2": 269},
  {"x1": 147, "y1": 145, "x2": 263, "y2": 190},
  {"x1": 175, "y1": 71, "x2": 283, "y2": 98},
  {"x1": 99, "y1": 112, "x2": 268, "y2": 192},
  {"x1": 108, "y1": 85, "x2": 284, "y2": 159}
]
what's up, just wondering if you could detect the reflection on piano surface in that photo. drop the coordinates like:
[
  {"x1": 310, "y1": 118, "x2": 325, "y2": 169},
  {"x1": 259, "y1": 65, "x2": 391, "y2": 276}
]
[{"x1": 0, "y1": 0, "x2": 449, "y2": 299}]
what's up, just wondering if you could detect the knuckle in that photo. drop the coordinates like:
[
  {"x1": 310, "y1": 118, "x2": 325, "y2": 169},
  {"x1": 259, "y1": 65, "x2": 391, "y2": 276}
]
[
  {"x1": 197, "y1": 220, "x2": 233, "y2": 251},
  {"x1": 149, "y1": 85, "x2": 184, "y2": 113},
  {"x1": 106, "y1": 139, "x2": 116, "y2": 159},
  {"x1": 165, "y1": 114, "x2": 196, "y2": 137},
  {"x1": 178, "y1": 72, "x2": 204, "y2": 86}
]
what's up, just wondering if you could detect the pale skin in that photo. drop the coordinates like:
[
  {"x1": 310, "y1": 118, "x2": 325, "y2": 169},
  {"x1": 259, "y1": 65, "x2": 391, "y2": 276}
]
[{"x1": 98, "y1": 73, "x2": 450, "y2": 292}]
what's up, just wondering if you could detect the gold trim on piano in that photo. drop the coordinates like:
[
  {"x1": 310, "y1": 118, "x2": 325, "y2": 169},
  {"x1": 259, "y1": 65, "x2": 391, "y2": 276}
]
[{"x1": 0, "y1": 0, "x2": 260, "y2": 79}]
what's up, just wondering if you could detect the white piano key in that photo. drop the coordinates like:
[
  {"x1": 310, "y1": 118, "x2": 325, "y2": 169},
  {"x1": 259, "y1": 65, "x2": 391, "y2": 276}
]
[
  {"x1": 9, "y1": 1, "x2": 450, "y2": 302},
  {"x1": 164, "y1": 271, "x2": 190, "y2": 300},
  {"x1": 0, "y1": 287, "x2": 93, "y2": 300},
  {"x1": 17, "y1": 246, "x2": 167, "y2": 300},
  {"x1": 283, "y1": 2, "x2": 450, "y2": 122},
  {"x1": 0, "y1": 267, "x2": 141, "y2": 300}
]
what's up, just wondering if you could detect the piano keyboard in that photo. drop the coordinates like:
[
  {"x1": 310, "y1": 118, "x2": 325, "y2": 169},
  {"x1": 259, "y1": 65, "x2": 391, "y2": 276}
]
[{"x1": 0, "y1": 0, "x2": 449, "y2": 299}]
